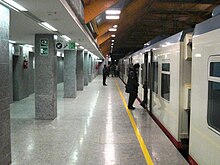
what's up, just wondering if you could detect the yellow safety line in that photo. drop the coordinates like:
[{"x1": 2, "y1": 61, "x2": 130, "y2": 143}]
[{"x1": 114, "y1": 79, "x2": 154, "y2": 165}]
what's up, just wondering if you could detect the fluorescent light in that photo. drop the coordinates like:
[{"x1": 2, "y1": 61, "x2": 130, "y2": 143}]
[
  {"x1": 111, "y1": 40, "x2": 114, "y2": 42},
  {"x1": 79, "y1": 46, "x2": 84, "y2": 49},
  {"x1": 105, "y1": 10, "x2": 121, "y2": 14},
  {"x1": 54, "y1": 35, "x2": 58, "y2": 40},
  {"x1": 195, "y1": 54, "x2": 202, "y2": 58},
  {"x1": 9, "y1": 40, "x2": 16, "y2": 43},
  {"x1": 24, "y1": 44, "x2": 34, "y2": 47},
  {"x1": 40, "y1": 22, "x2": 58, "y2": 32},
  {"x1": 113, "y1": 25, "x2": 118, "y2": 28},
  {"x1": 61, "y1": 35, "x2": 71, "y2": 41},
  {"x1": 111, "y1": 35, "x2": 116, "y2": 37},
  {"x1": 3, "y1": 0, "x2": 27, "y2": 11},
  {"x1": 109, "y1": 28, "x2": 117, "y2": 32},
  {"x1": 106, "y1": 15, "x2": 120, "y2": 20}
]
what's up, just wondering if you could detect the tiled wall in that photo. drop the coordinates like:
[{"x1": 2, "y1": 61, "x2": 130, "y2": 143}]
[
  {"x1": 11, "y1": 50, "x2": 64, "y2": 101},
  {"x1": 0, "y1": 4, "x2": 11, "y2": 165}
]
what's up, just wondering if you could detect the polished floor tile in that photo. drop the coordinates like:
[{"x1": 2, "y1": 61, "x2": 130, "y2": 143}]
[{"x1": 10, "y1": 76, "x2": 188, "y2": 165}]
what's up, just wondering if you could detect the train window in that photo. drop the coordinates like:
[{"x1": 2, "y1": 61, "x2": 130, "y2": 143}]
[
  {"x1": 208, "y1": 81, "x2": 220, "y2": 133},
  {"x1": 161, "y1": 73, "x2": 170, "y2": 101},
  {"x1": 152, "y1": 62, "x2": 158, "y2": 94},
  {"x1": 208, "y1": 57, "x2": 220, "y2": 134},
  {"x1": 141, "y1": 64, "x2": 144, "y2": 85},
  {"x1": 210, "y1": 62, "x2": 220, "y2": 77},
  {"x1": 162, "y1": 63, "x2": 170, "y2": 71}
]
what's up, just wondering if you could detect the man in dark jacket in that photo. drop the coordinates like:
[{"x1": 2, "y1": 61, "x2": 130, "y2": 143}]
[
  {"x1": 125, "y1": 63, "x2": 140, "y2": 110},
  {"x1": 103, "y1": 64, "x2": 108, "y2": 86}
]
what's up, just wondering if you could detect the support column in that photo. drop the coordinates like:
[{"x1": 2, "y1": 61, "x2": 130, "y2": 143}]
[
  {"x1": 84, "y1": 51, "x2": 89, "y2": 86},
  {"x1": 35, "y1": 34, "x2": 57, "y2": 120},
  {"x1": 0, "y1": 5, "x2": 11, "y2": 165},
  {"x1": 64, "y1": 50, "x2": 77, "y2": 98},
  {"x1": 88, "y1": 54, "x2": 92, "y2": 82},
  {"x1": 76, "y1": 50, "x2": 84, "y2": 90}
]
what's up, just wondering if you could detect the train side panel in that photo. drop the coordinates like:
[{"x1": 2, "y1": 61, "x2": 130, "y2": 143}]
[
  {"x1": 152, "y1": 43, "x2": 181, "y2": 141},
  {"x1": 190, "y1": 28, "x2": 220, "y2": 165}
]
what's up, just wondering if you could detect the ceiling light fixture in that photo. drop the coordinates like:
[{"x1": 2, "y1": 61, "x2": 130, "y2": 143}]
[
  {"x1": 9, "y1": 40, "x2": 16, "y2": 43},
  {"x1": 61, "y1": 35, "x2": 71, "y2": 41},
  {"x1": 105, "y1": 10, "x2": 121, "y2": 15},
  {"x1": 113, "y1": 25, "x2": 118, "y2": 28},
  {"x1": 79, "y1": 46, "x2": 84, "y2": 49},
  {"x1": 3, "y1": 0, "x2": 27, "y2": 11},
  {"x1": 111, "y1": 35, "x2": 116, "y2": 37},
  {"x1": 106, "y1": 15, "x2": 120, "y2": 20},
  {"x1": 39, "y1": 22, "x2": 58, "y2": 32},
  {"x1": 109, "y1": 28, "x2": 117, "y2": 32},
  {"x1": 111, "y1": 40, "x2": 114, "y2": 42}
]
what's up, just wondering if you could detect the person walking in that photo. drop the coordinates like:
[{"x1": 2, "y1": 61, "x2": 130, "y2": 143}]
[
  {"x1": 102, "y1": 64, "x2": 108, "y2": 86},
  {"x1": 125, "y1": 63, "x2": 140, "y2": 110}
]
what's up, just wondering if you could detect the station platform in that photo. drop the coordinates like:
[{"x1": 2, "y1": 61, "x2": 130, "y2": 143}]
[{"x1": 10, "y1": 76, "x2": 188, "y2": 165}]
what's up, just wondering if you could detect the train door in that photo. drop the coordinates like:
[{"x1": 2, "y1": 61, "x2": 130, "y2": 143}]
[
  {"x1": 143, "y1": 50, "x2": 153, "y2": 112},
  {"x1": 142, "y1": 52, "x2": 148, "y2": 109}
]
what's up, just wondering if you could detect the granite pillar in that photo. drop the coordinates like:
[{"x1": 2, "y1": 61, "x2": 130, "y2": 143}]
[
  {"x1": 83, "y1": 51, "x2": 89, "y2": 86},
  {"x1": 35, "y1": 34, "x2": 57, "y2": 120},
  {"x1": 76, "y1": 50, "x2": 84, "y2": 90},
  {"x1": 64, "y1": 50, "x2": 77, "y2": 98},
  {"x1": 0, "y1": 5, "x2": 11, "y2": 165}
]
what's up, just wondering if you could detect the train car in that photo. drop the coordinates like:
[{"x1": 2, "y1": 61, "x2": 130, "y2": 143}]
[
  {"x1": 119, "y1": 30, "x2": 193, "y2": 149},
  {"x1": 188, "y1": 9, "x2": 220, "y2": 165},
  {"x1": 143, "y1": 30, "x2": 193, "y2": 149},
  {"x1": 119, "y1": 7, "x2": 220, "y2": 164}
]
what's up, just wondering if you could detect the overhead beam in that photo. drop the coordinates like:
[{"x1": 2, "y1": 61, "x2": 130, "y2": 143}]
[
  {"x1": 84, "y1": 0, "x2": 119, "y2": 24},
  {"x1": 100, "y1": 40, "x2": 112, "y2": 56},
  {"x1": 97, "y1": 21, "x2": 118, "y2": 37},
  {"x1": 114, "y1": 0, "x2": 155, "y2": 49},
  {"x1": 97, "y1": 33, "x2": 111, "y2": 45}
]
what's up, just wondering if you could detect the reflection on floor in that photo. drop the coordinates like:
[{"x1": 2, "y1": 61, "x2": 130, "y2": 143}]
[{"x1": 10, "y1": 76, "x2": 188, "y2": 165}]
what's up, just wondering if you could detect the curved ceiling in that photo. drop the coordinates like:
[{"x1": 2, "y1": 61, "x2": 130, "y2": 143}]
[{"x1": 84, "y1": 0, "x2": 220, "y2": 58}]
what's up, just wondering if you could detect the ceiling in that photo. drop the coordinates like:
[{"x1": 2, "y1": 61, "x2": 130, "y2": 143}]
[
  {"x1": 83, "y1": 0, "x2": 220, "y2": 59},
  {"x1": 3, "y1": 0, "x2": 103, "y2": 58},
  {"x1": 2, "y1": 0, "x2": 220, "y2": 60}
]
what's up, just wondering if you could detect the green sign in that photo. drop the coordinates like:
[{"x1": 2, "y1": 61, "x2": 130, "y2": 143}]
[
  {"x1": 55, "y1": 41, "x2": 75, "y2": 50},
  {"x1": 68, "y1": 41, "x2": 75, "y2": 50},
  {"x1": 40, "y1": 39, "x2": 49, "y2": 56}
]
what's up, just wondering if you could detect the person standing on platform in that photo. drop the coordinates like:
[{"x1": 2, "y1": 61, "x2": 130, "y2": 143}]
[
  {"x1": 103, "y1": 64, "x2": 108, "y2": 86},
  {"x1": 125, "y1": 63, "x2": 140, "y2": 110}
]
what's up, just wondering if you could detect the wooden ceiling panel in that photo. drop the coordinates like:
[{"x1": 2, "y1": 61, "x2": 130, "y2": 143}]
[
  {"x1": 97, "y1": 33, "x2": 111, "y2": 46},
  {"x1": 84, "y1": 0, "x2": 119, "y2": 23},
  {"x1": 85, "y1": 0, "x2": 220, "y2": 58},
  {"x1": 97, "y1": 21, "x2": 118, "y2": 37}
]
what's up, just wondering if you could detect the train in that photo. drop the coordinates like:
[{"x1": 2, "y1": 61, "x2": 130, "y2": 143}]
[{"x1": 118, "y1": 7, "x2": 220, "y2": 165}]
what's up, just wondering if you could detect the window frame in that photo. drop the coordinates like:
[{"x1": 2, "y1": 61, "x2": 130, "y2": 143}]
[
  {"x1": 161, "y1": 62, "x2": 170, "y2": 102},
  {"x1": 207, "y1": 55, "x2": 220, "y2": 135},
  {"x1": 152, "y1": 62, "x2": 158, "y2": 94}
]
